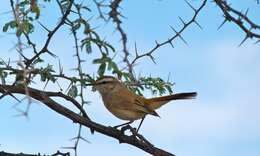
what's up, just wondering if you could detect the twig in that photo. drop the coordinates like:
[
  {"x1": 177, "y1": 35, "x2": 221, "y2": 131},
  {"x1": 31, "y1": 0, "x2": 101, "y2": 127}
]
[
  {"x1": 131, "y1": 0, "x2": 207, "y2": 66},
  {"x1": 109, "y1": 0, "x2": 134, "y2": 77},
  {"x1": 25, "y1": 0, "x2": 75, "y2": 68},
  {"x1": 214, "y1": 0, "x2": 260, "y2": 46}
]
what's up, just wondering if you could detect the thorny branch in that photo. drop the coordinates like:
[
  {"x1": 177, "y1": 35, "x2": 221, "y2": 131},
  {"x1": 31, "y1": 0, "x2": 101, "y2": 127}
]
[
  {"x1": 130, "y1": 0, "x2": 207, "y2": 68},
  {"x1": 92, "y1": 0, "x2": 107, "y2": 20},
  {"x1": 63, "y1": 5, "x2": 92, "y2": 153},
  {"x1": 214, "y1": 0, "x2": 260, "y2": 45},
  {"x1": 109, "y1": 0, "x2": 133, "y2": 77},
  {"x1": 0, "y1": 85, "x2": 175, "y2": 156},
  {"x1": 25, "y1": 0, "x2": 75, "y2": 68}
]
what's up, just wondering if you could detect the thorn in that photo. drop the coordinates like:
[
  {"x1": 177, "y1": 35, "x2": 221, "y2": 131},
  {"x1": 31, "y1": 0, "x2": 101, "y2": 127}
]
[
  {"x1": 149, "y1": 54, "x2": 156, "y2": 64},
  {"x1": 61, "y1": 146, "x2": 75, "y2": 150},
  {"x1": 169, "y1": 41, "x2": 174, "y2": 48},
  {"x1": 134, "y1": 42, "x2": 138, "y2": 57},
  {"x1": 59, "y1": 59, "x2": 63, "y2": 75},
  {"x1": 79, "y1": 136, "x2": 91, "y2": 143},
  {"x1": 194, "y1": 20, "x2": 203, "y2": 29},
  {"x1": 47, "y1": 50, "x2": 57, "y2": 58},
  {"x1": 11, "y1": 97, "x2": 27, "y2": 109},
  {"x1": 43, "y1": 80, "x2": 49, "y2": 90},
  {"x1": 238, "y1": 36, "x2": 248, "y2": 47},
  {"x1": 70, "y1": 136, "x2": 79, "y2": 141},
  {"x1": 254, "y1": 39, "x2": 260, "y2": 44},
  {"x1": 70, "y1": 10, "x2": 78, "y2": 14},
  {"x1": 9, "y1": 93, "x2": 21, "y2": 102},
  {"x1": 7, "y1": 58, "x2": 11, "y2": 66},
  {"x1": 178, "y1": 16, "x2": 186, "y2": 25},
  {"x1": 217, "y1": 19, "x2": 227, "y2": 30},
  {"x1": 155, "y1": 40, "x2": 159, "y2": 46},
  {"x1": 245, "y1": 8, "x2": 249, "y2": 16},
  {"x1": 12, "y1": 107, "x2": 30, "y2": 120},
  {"x1": 170, "y1": 26, "x2": 188, "y2": 45},
  {"x1": 184, "y1": 0, "x2": 196, "y2": 12},
  {"x1": 37, "y1": 21, "x2": 50, "y2": 32},
  {"x1": 118, "y1": 12, "x2": 126, "y2": 19},
  {"x1": 18, "y1": 52, "x2": 29, "y2": 61},
  {"x1": 0, "y1": 86, "x2": 21, "y2": 102}
]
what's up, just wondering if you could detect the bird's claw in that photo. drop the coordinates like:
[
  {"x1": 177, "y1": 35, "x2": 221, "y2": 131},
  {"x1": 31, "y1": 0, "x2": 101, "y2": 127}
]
[
  {"x1": 121, "y1": 124, "x2": 136, "y2": 133},
  {"x1": 112, "y1": 124, "x2": 137, "y2": 135}
]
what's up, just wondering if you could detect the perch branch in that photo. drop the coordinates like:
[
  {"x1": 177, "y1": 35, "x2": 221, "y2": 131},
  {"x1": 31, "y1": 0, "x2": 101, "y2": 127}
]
[{"x1": 0, "y1": 84, "x2": 175, "y2": 156}]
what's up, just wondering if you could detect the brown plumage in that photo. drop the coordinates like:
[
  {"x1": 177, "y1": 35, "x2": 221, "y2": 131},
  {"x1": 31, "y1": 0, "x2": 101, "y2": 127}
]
[
  {"x1": 146, "y1": 92, "x2": 197, "y2": 110},
  {"x1": 94, "y1": 76, "x2": 197, "y2": 121}
]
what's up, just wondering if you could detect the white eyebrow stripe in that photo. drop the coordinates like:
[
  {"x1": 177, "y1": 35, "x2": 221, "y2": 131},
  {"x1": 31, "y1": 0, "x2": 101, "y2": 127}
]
[{"x1": 97, "y1": 78, "x2": 114, "y2": 83}]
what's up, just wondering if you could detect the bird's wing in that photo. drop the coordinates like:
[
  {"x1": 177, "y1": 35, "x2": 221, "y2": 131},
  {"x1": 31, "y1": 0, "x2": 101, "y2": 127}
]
[
  {"x1": 134, "y1": 96, "x2": 160, "y2": 117},
  {"x1": 112, "y1": 89, "x2": 159, "y2": 117}
]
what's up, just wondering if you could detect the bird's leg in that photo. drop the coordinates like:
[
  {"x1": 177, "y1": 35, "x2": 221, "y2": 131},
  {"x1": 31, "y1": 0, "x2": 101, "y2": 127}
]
[
  {"x1": 136, "y1": 115, "x2": 146, "y2": 133},
  {"x1": 113, "y1": 120, "x2": 133, "y2": 129},
  {"x1": 119, "y1": 116, "x2": 146, "y2": 135}
]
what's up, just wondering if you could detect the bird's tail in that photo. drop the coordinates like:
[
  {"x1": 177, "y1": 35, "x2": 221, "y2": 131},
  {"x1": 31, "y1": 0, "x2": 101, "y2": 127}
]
[{"x1": 146, "y1": 92, "x2": 197, "y2": 110}]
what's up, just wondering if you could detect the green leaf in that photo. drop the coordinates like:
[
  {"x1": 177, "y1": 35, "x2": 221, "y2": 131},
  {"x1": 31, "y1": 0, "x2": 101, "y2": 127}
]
[
  {"x1": 31, "y1": 58, "x2": 44, "y2": 66},
  {"x1": 39, "y1": 64, "x2": 56, "y2": 82},
  {"x1": 122, "y1": 73, "x2": 131, "y2": 81},
  {"x1": 93, "y1": 58, "x2": 103, "y2": 64},
  {"x1": 68, "y1": 85, "x2": 78, "y2": 98},
  {"x1": 2, "y1": 24, "x2": 9, "y2": 32},
  {"x1": 9, "y1": 21, "x2": 17, "y2": 28},
  {"x1": 19, "y1": 0, "x2": 30, "y2": 7},
  {"x1": 31, "y1": 5, "x2": 40, "y2": 19},
  {"x1": 0, "y1": 70, "x2": 7, "y2": 85},
  {"x1": 85, "y1": 40, "x2": 92, "y2": 53},
  {"x1": 40, "y1": 74, "x2": 46, "y2": 81},
  {"x1": 98, "y1": 63, "x2": 106, "y2": 76},
  {"x1": 165, "y1": 85, "x2": 173, "y2": 94},
  {"x1": 2, "y1": 21, "x2": 17, "y2": 32},
  {"x1": 107, "y1": 61, "x2": 113, "y2": 71},
  {"x1": 22, "y1": 20, "x2": 34, "y2": 34}
]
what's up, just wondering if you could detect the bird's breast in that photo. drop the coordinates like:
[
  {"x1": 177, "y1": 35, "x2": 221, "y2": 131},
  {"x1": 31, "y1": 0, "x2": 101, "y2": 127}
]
[
  {"x1": 101, "y1": 93, "x2": 145, "y2": 120},
  {"x1": 109, "y1": 108, "x2": 144, "y2": 120}
]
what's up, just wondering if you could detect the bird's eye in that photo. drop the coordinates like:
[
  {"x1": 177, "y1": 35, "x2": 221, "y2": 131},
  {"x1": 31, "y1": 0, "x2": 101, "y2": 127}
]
[{"x1": 99, "y1": 81, "x2": 110, "y2": 84}]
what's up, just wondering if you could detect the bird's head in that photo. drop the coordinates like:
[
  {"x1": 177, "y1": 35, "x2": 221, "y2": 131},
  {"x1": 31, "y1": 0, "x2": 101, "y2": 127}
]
[{"x1": 93, "y1": 76, "x2": 121, "y2": 94}]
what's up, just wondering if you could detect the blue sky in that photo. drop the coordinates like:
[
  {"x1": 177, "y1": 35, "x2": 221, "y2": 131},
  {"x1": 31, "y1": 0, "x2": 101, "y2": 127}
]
[{"x1": 0, "y1": 0, "x2": 260, "y2": 156}]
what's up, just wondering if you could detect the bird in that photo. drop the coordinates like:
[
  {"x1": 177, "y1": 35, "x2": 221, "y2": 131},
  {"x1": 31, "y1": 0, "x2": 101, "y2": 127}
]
[{"x1": 93, "y1": 75, "x2": 197, "y2": 131}]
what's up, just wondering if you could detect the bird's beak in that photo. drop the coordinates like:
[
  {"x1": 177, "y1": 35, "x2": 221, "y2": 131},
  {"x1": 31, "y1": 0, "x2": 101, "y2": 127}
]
[
  {"x1": 91, "y1": 82, "x2": 99, "y2": 92},
  {"x1": 92, "y1": 86, "x2": 97, "y2": 92}
]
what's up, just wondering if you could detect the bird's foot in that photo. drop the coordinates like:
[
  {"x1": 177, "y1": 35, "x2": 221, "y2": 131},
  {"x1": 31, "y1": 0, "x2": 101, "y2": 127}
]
[
  {"x1": 120, "y1": 124, "x2": 137, "y2": 134},
  {"x1": 113, "y1": 121, "x2": 133, "y2": 129}
]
